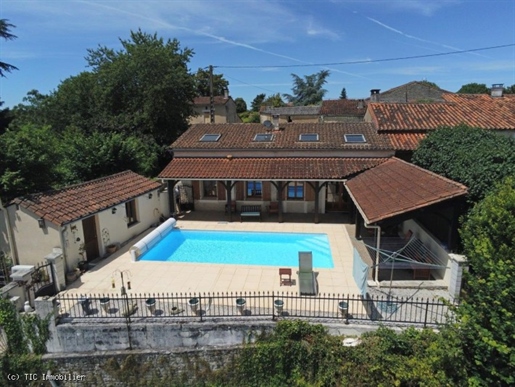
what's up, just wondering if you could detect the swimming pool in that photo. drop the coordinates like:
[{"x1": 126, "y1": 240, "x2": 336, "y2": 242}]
[{"x1": 139, "y1": 229, "x2": 334, "y2": 268}]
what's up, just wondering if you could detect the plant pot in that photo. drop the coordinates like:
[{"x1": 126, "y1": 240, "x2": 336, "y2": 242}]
[
  {"x1": 170, "y1": 305, "x2": 183, "y2": 315},
  {"x1": 235, "y1": 298, "x2": 246, "y2": 315},
  {"x1": 274, "y1": 299, "x2": 284, "y2": 315},
  {"x1": 145, "y1": 298, "x2": 156, "y2": 315},
  {"x1": 106, "y1": 244, "x2": 118, "y2": 254},
  {"x1": 66, "y1": 271, "x2": 78, "y2": 284},
  {"x1": 79, "y1": 297, "x2": 91, "y2": 315},
  {"x1": 338, "y1": 301, "x2": 348, "y2": 318},
  {"x1": 188, "y1": 297, "x2": 199, "y2": 315},
  {"x1": 99, "y1": 297, "x2": 110, "y2": 313},
  {"x1": 78, "y1": 261, "x2": 89, "y2": 272}
]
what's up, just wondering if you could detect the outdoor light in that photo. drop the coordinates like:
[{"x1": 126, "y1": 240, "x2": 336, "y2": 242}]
[
  {"x1": 37, "y1": 218, "x2": 46, "y2": 229},
  {"x1": 148, "y1": 193, "x2": 153, "y2": 199},
  {"x1": 112, "y1": 207, "x2": 117, "y2": 214}
]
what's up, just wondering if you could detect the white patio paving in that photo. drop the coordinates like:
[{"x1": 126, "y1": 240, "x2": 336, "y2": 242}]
[{"x1": 62, "y1": 215, "x2": 361, "y2": 297}]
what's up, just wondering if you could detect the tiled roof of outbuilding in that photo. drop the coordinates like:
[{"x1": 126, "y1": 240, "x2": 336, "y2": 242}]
[
  {"x1": 193, "y1": 96, "x2": 232, "y2": 106},
  {"x1": 159, "y1": 157, "x2": 387, "y2": 180},
  {"x1": 260, "y1": 106, "x2": 321, "y2": 115},
  {"x1": 13, "y1": 171, "x2": 162, "y2": 226},
  {"x1": 320, "y1": 99, "x2": 367, "y2": 116},
  {"x1": 368, "y1": 93, "x2": 515, "y2": 131},
  {"x1": 171, "y1": 123, "x2": 392, "y2": 151},
  {"x1": 345, "y1": 158, "x2": 468, "y2": 224}
]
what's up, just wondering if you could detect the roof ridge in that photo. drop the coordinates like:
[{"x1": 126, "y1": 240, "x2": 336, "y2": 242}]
[{"x1": 22, "y1": 170, "x2": 134, "y2": 199}]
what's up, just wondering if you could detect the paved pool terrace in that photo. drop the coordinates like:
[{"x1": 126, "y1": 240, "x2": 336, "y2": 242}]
[{"x1": 63, "y1": 213, "x2": 361, "y2": 297}]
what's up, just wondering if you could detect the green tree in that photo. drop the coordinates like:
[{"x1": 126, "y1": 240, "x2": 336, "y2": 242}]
[
  {"x1": 84, "y1": 29, "x2": 197, "y2": 146},
  {"x1": 0, "y1": 19, "x2": 18, "y2": 77},
  {"x1": 250, "y1": 93, "x2": 266, "y2": 112},
  {"x1": 339, "y1": 87, "x2": 347, "y2": 99},
  {"x1": 283, "y1": 70, "x2": 330, "y2": 106},
  {"x1": 412, "y1": 125, "x2": 515, "y2": 204},
  {"x1": 238, "y1": 111, "x2": 260, "y2": 123},
  {"x1": 263, "y1": 93, "x2": 286, "y2": 107},
  {"x1": 457, "y1": 83, "x2": 490, "y2": 94},
  {"x1": 57, "y1": 129, "x2": 159, "y2": 185},
  {"x1": 234, "y1": 97, "x2": 247, "y2": 114},
  {"x1": 0, "y1": 124, "x2": 61, "y2": 200},
  {"x1": 458, "y1": 178, "x2": 515, "y2": 385},
  {"x1": 194, "y1": 67, "x2": 229, "y2": 97},
  {"x1": 504, "y1": 84, "x2": 515, "y2": 94}
]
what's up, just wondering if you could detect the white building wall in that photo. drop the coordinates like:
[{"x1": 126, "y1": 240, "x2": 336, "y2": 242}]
[{"x1": 9, "y1": 206, "x2": 61, "y2": 266}]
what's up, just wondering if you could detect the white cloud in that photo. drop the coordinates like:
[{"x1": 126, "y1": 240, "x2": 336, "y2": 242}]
[{"x1": 306, "y1": 18, "x2": 340, "y2": 40}]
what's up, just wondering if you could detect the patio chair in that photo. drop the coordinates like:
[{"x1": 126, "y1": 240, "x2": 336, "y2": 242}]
[
  {"x1": 298, "y1": 251, "x2": 317, "y2": 295},
  {"x1": 279, "y1": 268, "x2": 292, "y2": 286}
]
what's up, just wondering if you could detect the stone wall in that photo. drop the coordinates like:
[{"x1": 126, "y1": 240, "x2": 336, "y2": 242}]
[{"x1": 43, "y1": 347, "x2": 242, "y2": 387}]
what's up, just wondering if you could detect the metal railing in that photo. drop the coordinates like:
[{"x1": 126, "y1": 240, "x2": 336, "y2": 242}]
[{"x1": 56, "y1": 292, "x2": 454, "y2": 328}]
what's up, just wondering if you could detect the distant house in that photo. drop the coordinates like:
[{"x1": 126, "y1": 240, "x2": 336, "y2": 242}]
[
  {"x1": 365, "y1": 88, "x2": 515, "y2": 158},
  {"x1": 6, "y1": 171, "x2": 167, "y2": 272},
  {"x1": 259, "y1": 106, "x2": 321, "y2": 125},
  {"x1": 190, "y1": 95, "x2": 241, "y2": 124},
  {"x1": 319, "y1": 99, "x2": 367, "y2": 122},
  {"x1": 367, "y1": 81, "x2": 452, "y2": 103}
]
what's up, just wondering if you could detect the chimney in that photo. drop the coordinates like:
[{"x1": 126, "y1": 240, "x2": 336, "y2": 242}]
[
  {"x1": 272, "y1": 114, "x2": 280, "y2": 130},
  {"x1": 370, "y1": 89, "x2": 380, "y2": 102},
  {"x1": 357, "y1": 99, "x2": 364, "y2": 109},
  {"x1": 491, "y1": 84, "x2": 503, "y2": 98},
  {"x1": 223, "y1": 88, "x2": 229, "y2": 99}
]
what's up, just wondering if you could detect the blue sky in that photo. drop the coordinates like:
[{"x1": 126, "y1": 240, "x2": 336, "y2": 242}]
[{"x1": 1, "y1": 0, "x2": 515, "y2": 108}]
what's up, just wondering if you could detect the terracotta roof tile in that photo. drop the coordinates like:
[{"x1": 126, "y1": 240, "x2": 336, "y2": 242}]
[
  {"x1": 320, "y1": 99, "x2": 367, "y2": 116},
  {"x1": 368, "y1": 93, "x2": 515, "y2": 131},
  {"x1": 13, "y1": 171, "x2": 162, "y2": 226},
  {"x1": 171, "y1": 122, "x2": 392, "y2": 151},
  {"x1": 159, "y1": 157, "x2": 388, "y2": 180},
  {"x1": 385, "y1": 132, "x2": 427, "y2": 150},
  {"x1": 345, "y1": 158, "x2": 467, "y2": 224}
]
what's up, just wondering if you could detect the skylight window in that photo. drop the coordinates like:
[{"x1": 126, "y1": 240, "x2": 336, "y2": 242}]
[
  {"x1": 299, "y1": 133, "x2": 319, "y2": 142},
  {"x1": 200, "y1": 134, "x2": 221, "y2": 142},
  {"x1": 254, "y1": 133, "x2": 274, "y2": 142},
  {"x1": 344, "y1": 134, "x2": 366, "y2": 143}
]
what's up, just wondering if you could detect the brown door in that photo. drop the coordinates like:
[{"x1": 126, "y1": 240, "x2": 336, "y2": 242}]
[{"x1": 82, "y1": 216, "x2": 99, "y2": 261}]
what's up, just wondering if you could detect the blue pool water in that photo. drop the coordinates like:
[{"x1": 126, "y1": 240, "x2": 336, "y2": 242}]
[{"x1": 139, "y1": 229, "x2": 334, "y2": 268}]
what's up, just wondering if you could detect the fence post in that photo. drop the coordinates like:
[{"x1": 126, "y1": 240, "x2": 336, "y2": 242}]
[
  {"x1": 271, "y1": 291, "x2": 275, "y2": 321},
  {"x1": 423, "y1": 298, "x2": 429, "y2": 328},
  {"x1": 199, "y1": 294, "x2": 203, "y2": 323},
  {"x1": 345, "y1": 294, "x2": 350, "y2": 325}
]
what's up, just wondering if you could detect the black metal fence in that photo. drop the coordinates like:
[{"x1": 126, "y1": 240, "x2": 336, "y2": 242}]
[{"x1": 56, "y1": 291, "x2": 454, "y2": 328}]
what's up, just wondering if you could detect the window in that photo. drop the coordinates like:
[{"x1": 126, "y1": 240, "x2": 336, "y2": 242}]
[
  {"x1": 125, "y1": 200, "x2": 138, "y2": 227},
  {"x1": 203, "y1": 181, "x2": 217, "y2": 198},
  {"x1": 253, "y1": 133, "x2": 274, "y2": 142},
  {"x1": 299, "y1": 133, "x2": 319, "y2": 142},
  {"x1": 200, "y1": 134, "x2": 221, "y2": 142},
  {"x1": 287, "y1": 182, "x2": 304, "y2": 200},
  {"x1": 246, "y1": 181, "x2": 262, "y2": 198},
  {"x1": 344, "y1": 134, "x2": 366, "y2": 143}
]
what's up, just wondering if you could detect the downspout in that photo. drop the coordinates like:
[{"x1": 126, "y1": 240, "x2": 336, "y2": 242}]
[{"x1": 59, "y1": 224, "x2": 69, "y2": 271}]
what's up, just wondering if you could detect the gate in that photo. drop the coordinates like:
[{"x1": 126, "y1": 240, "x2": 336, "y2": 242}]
[{"x1": 32, "y1": 261, "x2": 57, "y2": 298}]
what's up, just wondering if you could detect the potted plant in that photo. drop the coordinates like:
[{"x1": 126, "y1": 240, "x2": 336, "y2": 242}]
[
  {"x1": 274, "y1": 299, "x2": 284, "y2": 315},
  {"x1": 99, "y1": 297, "x2": 110, "y2": 313},
  {"x1": 106, "y1": 243, "x2": 118, "y2": 254},
  {"x1": 235, "y1": 298, "x2": 246, "y2": 315},
  {"x1": 145, "y1": 298, "x2": 156, "y2": 315},
  {"x1": 188, "y1": 297, "x2": 199, "y2": 315}
]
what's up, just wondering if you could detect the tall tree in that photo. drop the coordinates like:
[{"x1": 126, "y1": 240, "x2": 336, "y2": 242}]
[
  {"x1": 412, "y1": 125, "x2": 515, "y2": 204},
  {"x1": 283, "y1": 70, "x2": 330, "y2": 106},
  {"x1": 458, "y1": 178, "x2": 515, "y2": 385},
  {"x1": 194, "y1": 68, "x2": 229, "y2": 97},
  {"x1": 234, "y1": 97, "x2": 247, "y2": 114},
  {"x1": 457, "y1": 83, "x2": 489, "y2": 94},
  {"x1": 0, "y1": 19, "x2": 18, "y2": 77},
  {"x1": 263, "y1": 93, "x2": 286, "y2": 107},
  {"x1": 251, "y1": 93, "x2": 266, "y2": 112},
  {"x1": 84, "y1": 29, "x2": 197, "y2": 146},
  {"x1": 339, "y1": 87, "x2": 347, "y2": 99}
]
